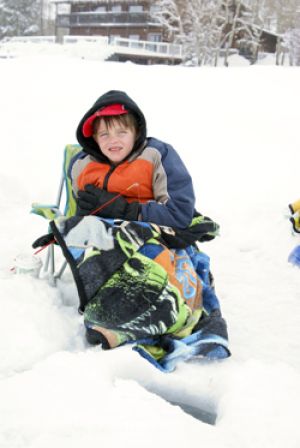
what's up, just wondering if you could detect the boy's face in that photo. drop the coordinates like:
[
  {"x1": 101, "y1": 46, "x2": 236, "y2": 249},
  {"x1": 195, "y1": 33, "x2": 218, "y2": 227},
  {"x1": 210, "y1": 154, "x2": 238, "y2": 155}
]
[{"x1": 93, "y1": 118, "x2": 136, "y2": 165}]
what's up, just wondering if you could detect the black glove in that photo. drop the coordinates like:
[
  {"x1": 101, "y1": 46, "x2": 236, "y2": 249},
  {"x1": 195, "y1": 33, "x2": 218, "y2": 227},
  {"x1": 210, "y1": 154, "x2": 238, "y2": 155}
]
[
  {"x1": 32, "y1": 233, "x2": 55, "y2": 249},
  {"x1": 160, "y1": 212, "x2": 219, "y2": 249},
  {"x1": 76, "y1": 184, "x2": 140, "y2": 220}
]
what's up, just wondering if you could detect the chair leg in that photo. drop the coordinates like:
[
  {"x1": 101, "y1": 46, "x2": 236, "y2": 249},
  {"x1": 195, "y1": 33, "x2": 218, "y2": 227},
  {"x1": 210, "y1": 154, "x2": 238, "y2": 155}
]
[
  {"x1": 43, "y1": 249, "x2": 50, "y2": 272},
  {"x1": 44, "y1": 244, "x2": 57, "y2": 286},
  {"x1": 54, "y1": 260, "x2": 68, "y2": 280},
  {"x1": 43, "y1": 245, "x2": 68, "y2": 285},
  {"x1": 50, "y1": 244, "x2": 55, "y2": 276}
]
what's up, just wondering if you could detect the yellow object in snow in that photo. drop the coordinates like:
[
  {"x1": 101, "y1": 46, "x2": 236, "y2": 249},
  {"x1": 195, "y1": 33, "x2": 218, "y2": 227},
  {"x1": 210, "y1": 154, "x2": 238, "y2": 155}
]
[
  {"x1": 289, "y1": 198, "x2": 300, "y2": 214},
  {"x1": 288, "y1": 198, "x2": 300, "y2": 233}
]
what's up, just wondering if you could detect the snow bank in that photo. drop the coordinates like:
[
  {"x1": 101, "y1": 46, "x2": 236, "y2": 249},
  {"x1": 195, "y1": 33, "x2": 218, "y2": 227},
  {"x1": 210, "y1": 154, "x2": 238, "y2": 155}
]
[{"x1": 0, "y1": 51, "x2": 299, "y2": 447}]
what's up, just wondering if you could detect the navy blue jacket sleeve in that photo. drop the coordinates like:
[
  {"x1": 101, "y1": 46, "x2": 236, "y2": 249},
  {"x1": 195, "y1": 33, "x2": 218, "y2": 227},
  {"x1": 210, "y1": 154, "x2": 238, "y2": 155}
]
[{"x1": 140, "y1": 139, "x2": 195, "y2": 229}]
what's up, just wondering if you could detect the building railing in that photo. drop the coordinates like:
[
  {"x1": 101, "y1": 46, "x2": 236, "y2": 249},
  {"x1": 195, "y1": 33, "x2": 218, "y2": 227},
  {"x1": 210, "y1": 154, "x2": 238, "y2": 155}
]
[
  {"x1": 5, "y1": 36, "x2": 56, "y2": 43},
  {"x1": 110, "y1": 36, "x2": 182, "y2": 58},
  {"x1": 2, "y1": 35, "x2": 182, "y2": 60},
  {"x1": 63, "y1": 35, "x2": 109, "y2": 45},
  {"x1": 56, "y1": 11, "x2": 160, "y2": 28}
]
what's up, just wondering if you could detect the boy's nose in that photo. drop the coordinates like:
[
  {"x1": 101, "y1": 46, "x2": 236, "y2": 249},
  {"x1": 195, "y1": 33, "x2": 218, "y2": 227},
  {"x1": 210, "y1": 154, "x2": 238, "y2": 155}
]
[{"x1": 109, "y1": 134, "x2": 119, "y2": 143}]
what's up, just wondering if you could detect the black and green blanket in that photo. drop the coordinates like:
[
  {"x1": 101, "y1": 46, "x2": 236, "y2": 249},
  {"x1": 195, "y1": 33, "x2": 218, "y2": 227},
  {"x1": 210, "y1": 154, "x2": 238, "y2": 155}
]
[{"x1": 51, "y1": 216, "x2": 230, "y2": 372}]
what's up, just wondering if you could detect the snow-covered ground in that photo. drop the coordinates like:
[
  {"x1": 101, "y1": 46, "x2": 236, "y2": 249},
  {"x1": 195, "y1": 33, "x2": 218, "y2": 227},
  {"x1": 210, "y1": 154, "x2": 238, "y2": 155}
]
[{"x1": 0, "y1": 47, "x2": 299, "y2": 448}]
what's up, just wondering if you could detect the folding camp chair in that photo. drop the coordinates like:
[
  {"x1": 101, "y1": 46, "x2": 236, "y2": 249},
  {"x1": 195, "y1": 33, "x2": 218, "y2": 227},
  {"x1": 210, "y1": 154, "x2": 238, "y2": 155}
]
[{"x1": 31, "y1": 144, "x2": 84, "y2": 285}]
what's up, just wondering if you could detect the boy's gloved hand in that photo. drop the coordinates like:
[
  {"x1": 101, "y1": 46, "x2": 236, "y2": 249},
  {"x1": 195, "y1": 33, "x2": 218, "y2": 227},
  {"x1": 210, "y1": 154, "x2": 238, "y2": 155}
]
[
  {"x1": 32, "y1": 233, "x2": 55, "y2": 248},
  {"x1": 77, "y1": 184, "x2": 140, "y2": 220}
]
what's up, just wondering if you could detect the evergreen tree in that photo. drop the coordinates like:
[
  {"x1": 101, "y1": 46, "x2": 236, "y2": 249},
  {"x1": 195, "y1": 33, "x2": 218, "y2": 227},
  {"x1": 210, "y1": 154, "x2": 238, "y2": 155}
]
[{"x1": 0, "y1": 0, "x2": 41, "y2": 39}]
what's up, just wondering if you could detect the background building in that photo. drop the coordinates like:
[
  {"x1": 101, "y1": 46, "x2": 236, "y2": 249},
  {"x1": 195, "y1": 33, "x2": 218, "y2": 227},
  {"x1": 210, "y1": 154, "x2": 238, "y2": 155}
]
[{"x1": 55, "y1": 0, "x2": 165, "y2": 43}]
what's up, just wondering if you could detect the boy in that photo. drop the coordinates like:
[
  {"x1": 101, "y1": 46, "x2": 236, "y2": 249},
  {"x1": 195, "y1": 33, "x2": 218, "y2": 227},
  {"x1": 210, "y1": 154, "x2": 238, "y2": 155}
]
[
  {"x1": 32, "y1": 90, "x2": 229, "y2": 370},
  {"x1": 73, "y1": 89, "x2": 195, "y2": 229}
]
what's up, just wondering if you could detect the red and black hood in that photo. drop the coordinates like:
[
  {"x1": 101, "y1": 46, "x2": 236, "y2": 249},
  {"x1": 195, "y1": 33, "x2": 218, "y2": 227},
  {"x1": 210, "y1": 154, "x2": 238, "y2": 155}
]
[{"x1": 76, "y1": 90, "x2": 147, "y2": 163}]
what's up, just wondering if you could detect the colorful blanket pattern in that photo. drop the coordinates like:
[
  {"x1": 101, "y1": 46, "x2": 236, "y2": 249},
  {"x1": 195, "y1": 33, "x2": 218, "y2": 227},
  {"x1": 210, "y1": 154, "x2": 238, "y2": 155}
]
[{"x1": 51, "y1": 216, "x2": 230, "y2": 371}]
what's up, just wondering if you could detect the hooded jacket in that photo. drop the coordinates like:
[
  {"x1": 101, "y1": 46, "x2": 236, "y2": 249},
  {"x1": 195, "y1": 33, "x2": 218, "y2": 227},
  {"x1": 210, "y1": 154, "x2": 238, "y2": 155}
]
[
  {"x1": 72, "y1": 90, "x2": 195, "y2": 229},
  {"x1": 76, "y1": 90, "x2": 147, "y2": 162}
]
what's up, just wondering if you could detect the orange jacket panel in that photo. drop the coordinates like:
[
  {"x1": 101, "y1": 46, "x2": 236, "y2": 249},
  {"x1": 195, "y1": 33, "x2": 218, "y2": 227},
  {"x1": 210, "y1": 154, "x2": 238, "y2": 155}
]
[{"x1": 77, "y1": 159, "x2": 154, "y2": 203}]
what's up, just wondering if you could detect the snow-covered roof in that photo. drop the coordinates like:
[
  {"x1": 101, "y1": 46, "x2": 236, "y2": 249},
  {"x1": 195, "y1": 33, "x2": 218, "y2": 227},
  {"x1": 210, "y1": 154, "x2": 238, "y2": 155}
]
[{"x1": 250, "y1": 22, "x2": 282, "y2": 38}]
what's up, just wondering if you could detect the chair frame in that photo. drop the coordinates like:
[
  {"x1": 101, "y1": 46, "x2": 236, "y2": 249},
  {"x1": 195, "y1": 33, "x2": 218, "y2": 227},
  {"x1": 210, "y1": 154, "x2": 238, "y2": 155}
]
[
  {"x1": 38, "y1": 144, "x2": 83, "y2": 285},
  {"x1": 41, "y1": 176, "x2": 68, "y2": 285}
]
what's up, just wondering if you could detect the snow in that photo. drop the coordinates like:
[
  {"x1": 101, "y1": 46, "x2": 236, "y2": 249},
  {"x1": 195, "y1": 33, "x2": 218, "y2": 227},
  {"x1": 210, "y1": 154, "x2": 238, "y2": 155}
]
[{"x1": 0, "y1": 45, "x2": 300, "y2": 448}]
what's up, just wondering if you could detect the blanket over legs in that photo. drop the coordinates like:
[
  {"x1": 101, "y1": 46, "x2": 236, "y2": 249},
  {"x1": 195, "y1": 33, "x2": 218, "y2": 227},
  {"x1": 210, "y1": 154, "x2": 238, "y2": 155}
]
[{"x1": 50, "y1": 216, "x2": 230, "y2": 372}]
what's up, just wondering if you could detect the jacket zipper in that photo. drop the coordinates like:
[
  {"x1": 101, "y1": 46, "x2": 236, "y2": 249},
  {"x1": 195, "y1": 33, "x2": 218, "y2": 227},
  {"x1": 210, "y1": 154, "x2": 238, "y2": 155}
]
[{"x1": 103, "y1": 165, "x2": 115, "y2": 190}]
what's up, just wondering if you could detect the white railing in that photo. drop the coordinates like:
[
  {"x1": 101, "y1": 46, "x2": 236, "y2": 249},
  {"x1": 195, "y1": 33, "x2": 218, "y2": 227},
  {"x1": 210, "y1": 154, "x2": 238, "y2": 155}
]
[
  {"x1": 2, "y1": 35, "x2": 182, "y2": 59},
  {"x1": 63, "y1": 35, "x2": 109, "y2": 45},
  {"x1": 109, "y1": 36, "x2": 182, "y2": 58},
  {"x1": 5, "y1": 36, "x2": 56, "y2": 43}
]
